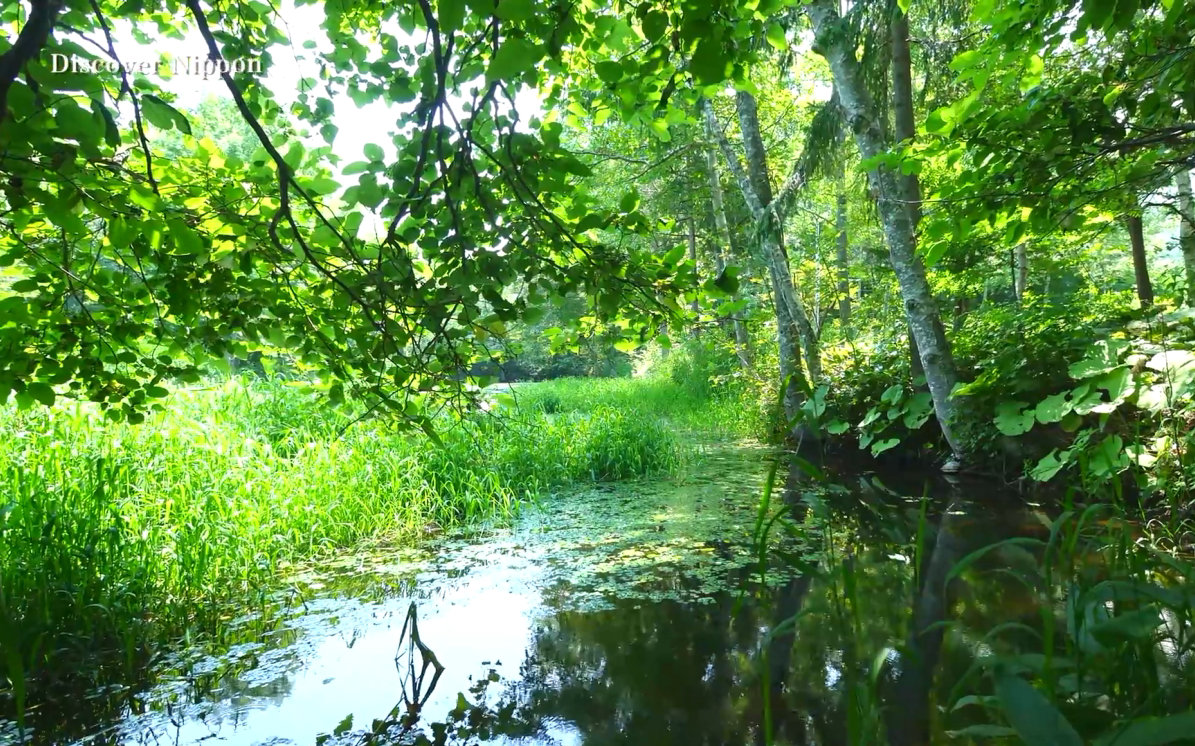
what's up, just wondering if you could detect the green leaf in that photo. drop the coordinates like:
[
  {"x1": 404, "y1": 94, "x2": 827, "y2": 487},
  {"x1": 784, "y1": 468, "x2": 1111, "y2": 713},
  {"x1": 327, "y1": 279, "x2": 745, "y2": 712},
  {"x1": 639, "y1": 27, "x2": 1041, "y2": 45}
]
[
  {"x1": 1031, "y1": 450, "x2": 1067, "y2": 481},
  {"x1": 1020, "y1": 54, "x2": 1044, "y2": 92},
  {"x1": 826, "y1": 420, "x2": 850, "y2": 435},
  {"x1": 871, "y1": 437, "x2": 900, "y2": 455},
  {"x1": 494, "y1": 0, "x2": 534, "y2": 21},
  {"x1": 436, "y1": 0, "x2": 465, "y2": 33},
  {"x1": 142, "y1": 93, "x2": 192, "y2": 135},
  {"x1": 946, "y1": 725, "x2": 1018, "y2": 738},
  {"x1": 689, "y1": 39, "x2": 730, "y2": 86},
  {"x1": 305, "y1": 177, "x2": 341, "y2": 196},
  {"x1": 995, "y1": 401, "x2": 1035, "y2": 436},
  {"x1": 167, "y1": 218, "x2": 204, "y2": 255},
  {"x1": 487, "y1": 37, "x2": 539, "y2": 81},
  {"x1": 92, "y1": 100, "x2": 121, "y2": 148},
  {"x1": 26, "y1": 382, "x2": 55, "y2": 407},
  {"x1": 712, "y1": 266, "x2": 739, "y2": 295},
  {"x1": 765, "y1": 24, "x2": 787, "y2": 51},
  {"x1": 656, "y1": 333, "x2": 671, "y2": 349},
  {"x1": 1095, "y1": 366, "x2": 1132, "y2": 401},
  {"x1": 1092, "y1": 711, "x2": 1195, "y2": 746},
  {"x1": 642, "y1": 10, "x2": 668, "y2": 41},
  {"x1": 994, "y1": 672, "x2": 1083, "y2": 746},
  {"x1": 595, "y1": 60, "x2": 623, "y2": 84},
  {"x1": 364, "y1": 143, "x2": 385, "y2": 161},
  {"x1": 619, "y1": 191, "x2": 640, "y2": 213},
  {"x1": 1034, "y1": 392, "x2": 1072, "y2": 424}
]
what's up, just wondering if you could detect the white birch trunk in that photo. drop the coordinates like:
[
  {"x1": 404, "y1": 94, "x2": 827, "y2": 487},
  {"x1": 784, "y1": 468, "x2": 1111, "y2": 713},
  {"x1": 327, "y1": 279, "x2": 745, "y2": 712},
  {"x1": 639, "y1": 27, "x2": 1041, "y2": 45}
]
[
  {"x1": 1176, "y1": 170, "x2": 1195, "y2": 307},
  {"x1": 806, "y1": 0, "x2": 965, "y2": 466}
]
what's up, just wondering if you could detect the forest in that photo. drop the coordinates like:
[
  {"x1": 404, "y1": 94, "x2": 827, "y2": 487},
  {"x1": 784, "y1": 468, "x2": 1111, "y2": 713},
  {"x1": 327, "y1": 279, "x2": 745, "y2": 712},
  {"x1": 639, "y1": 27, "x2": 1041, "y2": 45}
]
[{"x1": 2, "y1": 0, "x2": 1195, "y2": 743}]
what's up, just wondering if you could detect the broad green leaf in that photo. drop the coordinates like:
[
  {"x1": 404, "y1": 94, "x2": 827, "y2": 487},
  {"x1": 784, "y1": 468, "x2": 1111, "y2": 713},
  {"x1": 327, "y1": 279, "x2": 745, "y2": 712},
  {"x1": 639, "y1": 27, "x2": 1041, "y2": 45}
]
[
  {"x1": 1030, "y1": 451, "x2": 1067, "y2": 481},
  {"x1": 642, "y1": 10, "x2": 668, "y2": 40},
  {"x1": 765, "y1": 24, "x2": 787, "y2": 51},
  {"x1": 994, "y1": 673, "x2": 1083, "y2": 746},
  {"x1": 487, "y1": 37, "x2": 540, "y2": 81},
  {"x1": 826, "y1": 420, "x2": 850, "y2": 435},
  {"x1": 689, "y1": 39, "x2": 730, "y2": 86},
  {"x1": 995, "y1": 400, "x2": 1035, "y2": 436},
  {"x1": 305, "y1": 177, "x2": 341, "y2": 195},
  {"x1": 167, "y1": 218, "x2": 204, "y2": 255},
  {"x1": 712, "y1": 266, "x2": 739, "y2": 295},
  {"x1": 871, "y1": 437, "x2": 900, "y2": 455},
  {"x1": 595, "y1": 60, "x2": 623, "y2": 84},
  {"x1": 436, "y1": 0, "x2": 465, "y2": 33},
  {"x1": 26, "y1": 382, "x2": 55, "y2": 407},
  {"x1": 1095, "y1": 366, "x2": 1132, "y2": 401},
  {"x1": 494, "y1": 0, "x2": 534, "y2": 21},
  {"x1": 1034, "y1": 392, "x2": 1072, "y2": 424},
  {"x1": 364, "y1": 143, "x2": 385, "y2": 161},
  {"x1": 1092, "y1": 711, "x2": 1195, "y2": 746}
]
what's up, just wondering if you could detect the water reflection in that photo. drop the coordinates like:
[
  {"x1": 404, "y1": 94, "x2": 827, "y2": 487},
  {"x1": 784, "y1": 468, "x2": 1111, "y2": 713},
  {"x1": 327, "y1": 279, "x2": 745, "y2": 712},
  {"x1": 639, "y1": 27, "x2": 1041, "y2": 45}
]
[{"x1": 7, "y1": 445, "x2": 1185, "y2": 746}]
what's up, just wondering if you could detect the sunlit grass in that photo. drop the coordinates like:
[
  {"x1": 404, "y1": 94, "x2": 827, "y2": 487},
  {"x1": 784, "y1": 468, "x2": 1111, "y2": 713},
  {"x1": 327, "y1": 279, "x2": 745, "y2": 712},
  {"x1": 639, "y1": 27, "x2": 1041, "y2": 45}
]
[{"x1": 513, "y1": 375, "x2": 765, "y2": 440}]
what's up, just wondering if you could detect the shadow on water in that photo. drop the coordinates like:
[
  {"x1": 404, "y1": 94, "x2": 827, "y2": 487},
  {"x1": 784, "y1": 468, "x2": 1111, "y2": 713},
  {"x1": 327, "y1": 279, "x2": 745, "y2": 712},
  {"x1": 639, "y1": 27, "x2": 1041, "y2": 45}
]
[{"x1": 3, "y1": 442, "x2": 1191, "y2": 745}]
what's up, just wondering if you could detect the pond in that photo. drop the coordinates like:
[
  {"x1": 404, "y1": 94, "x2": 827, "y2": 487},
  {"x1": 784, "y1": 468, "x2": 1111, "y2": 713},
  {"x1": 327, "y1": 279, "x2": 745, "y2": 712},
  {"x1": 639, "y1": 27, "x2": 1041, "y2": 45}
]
[{"x1": 3, "y1": 440, "x2": 1187, "y2": 746}]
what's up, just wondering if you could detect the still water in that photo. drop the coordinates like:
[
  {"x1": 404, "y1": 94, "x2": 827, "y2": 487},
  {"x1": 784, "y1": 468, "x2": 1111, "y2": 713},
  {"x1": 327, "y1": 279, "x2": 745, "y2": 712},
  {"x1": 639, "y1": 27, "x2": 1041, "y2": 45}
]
[{"x1": 2, "y1": 441, "x2": 1084, "y2": 746}]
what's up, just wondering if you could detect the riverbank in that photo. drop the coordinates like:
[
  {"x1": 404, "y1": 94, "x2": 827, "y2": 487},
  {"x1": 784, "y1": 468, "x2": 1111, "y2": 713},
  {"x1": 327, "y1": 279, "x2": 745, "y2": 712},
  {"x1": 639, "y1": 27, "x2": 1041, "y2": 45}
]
[{"x1": 0, "y1": 376, "x2": 697, "y2": 730}]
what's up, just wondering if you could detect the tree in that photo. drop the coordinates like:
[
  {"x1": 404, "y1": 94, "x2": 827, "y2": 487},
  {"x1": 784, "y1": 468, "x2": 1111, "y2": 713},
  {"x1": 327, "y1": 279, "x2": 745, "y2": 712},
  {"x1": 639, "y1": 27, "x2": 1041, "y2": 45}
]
[{"x1": 805, "y1": 0, "x2": 967, "y2": 468}]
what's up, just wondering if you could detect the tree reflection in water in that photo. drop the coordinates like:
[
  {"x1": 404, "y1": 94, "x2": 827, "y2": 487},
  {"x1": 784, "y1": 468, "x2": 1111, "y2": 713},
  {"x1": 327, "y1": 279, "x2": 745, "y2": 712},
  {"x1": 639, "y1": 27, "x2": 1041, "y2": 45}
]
[{"x1": 316, "y1": 459, "x2": 1062, "y2": 746}]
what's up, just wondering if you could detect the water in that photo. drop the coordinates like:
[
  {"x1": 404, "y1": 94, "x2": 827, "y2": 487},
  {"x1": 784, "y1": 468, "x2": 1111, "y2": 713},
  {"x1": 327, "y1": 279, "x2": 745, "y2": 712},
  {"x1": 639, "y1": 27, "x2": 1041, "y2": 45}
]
[{"x1": 4, "y1": 442, "x2": 1188, "y2": 745}]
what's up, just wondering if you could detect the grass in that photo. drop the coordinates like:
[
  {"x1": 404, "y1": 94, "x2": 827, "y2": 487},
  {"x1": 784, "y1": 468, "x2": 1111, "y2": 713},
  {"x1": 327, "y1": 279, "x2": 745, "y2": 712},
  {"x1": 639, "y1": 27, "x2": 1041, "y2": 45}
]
[
  {"x1": 513, "y1": 374, "x2": 766, "y2": 440},
  {"x1": 0, "y1": 376, "x2": 689, "y2": 725}
]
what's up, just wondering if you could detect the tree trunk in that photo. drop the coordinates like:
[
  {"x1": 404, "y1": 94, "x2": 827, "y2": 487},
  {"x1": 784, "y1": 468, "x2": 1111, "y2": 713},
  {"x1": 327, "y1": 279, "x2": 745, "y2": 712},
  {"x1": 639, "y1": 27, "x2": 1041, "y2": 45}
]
[
  {"x1": 891, "y1": 6, "x2": 929, "y2": 391},
  {"x1": 1126, "y1": 212, "x2": 1154, "y2": 308},
  {"x1": 703, "y1": 135, "x2": 753, "y2": 367},
  {"x1": 835, "y1": 167, "x2": 851, "y2": 334},
  {"x1": 703, "y1": 98, "x2": 811, "y2": 427},
  {"x1": 734, "y1": 90, "x2": 823, "y2": 386},
  {"x1": 807, "y1": 0, "x2": 965, "y2": 467},
  {"x1": 688, "y1": 215, "x2": 700, "y2": 337},
  {"x1": 1176, "y1": 169, "x2": 1195, "y2": 307},
  {"x1": 1014, "y1": 243, "x2": 1028, "y2": 302}
]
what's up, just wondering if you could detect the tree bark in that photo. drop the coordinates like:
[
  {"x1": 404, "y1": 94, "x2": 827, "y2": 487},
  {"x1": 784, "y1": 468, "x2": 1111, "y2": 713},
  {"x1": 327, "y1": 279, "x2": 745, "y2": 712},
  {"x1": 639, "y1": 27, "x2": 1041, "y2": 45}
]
[
  {"x1": 702, "y1": 132, "x2": 753, "y2": 367},
  {"x1": 1126, "y1": 212, "x2": 1154, "y2": 308},
  {"x1": 733, "y1": 90, "x2": 823, "y2": 385},
  {"x1": 1014, "y1": 243, "x2": 1028, "y2": 302},
  {"x1": 703, "y1": 99, "x2": 811, "y2": 425},
  {"x1": 891, "y1": 6, "x2": 932, "y2": 392},
  {"x1": 807, "y1": 0, "x2": 965, "y2": 467},
  {"x1": 1176, "y1": 169, "x2": 1195, "y2": 307},
  {"x1": 835, "y1": 166, "x2": 851, "y2": 334}
]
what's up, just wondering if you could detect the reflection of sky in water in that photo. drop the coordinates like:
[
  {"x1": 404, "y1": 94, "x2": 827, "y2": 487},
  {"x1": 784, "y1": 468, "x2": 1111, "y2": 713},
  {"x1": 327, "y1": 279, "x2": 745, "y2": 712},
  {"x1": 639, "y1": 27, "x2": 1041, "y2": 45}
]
[{"x1": 115, "y1": 549, "x2": 556, "y2": 745}]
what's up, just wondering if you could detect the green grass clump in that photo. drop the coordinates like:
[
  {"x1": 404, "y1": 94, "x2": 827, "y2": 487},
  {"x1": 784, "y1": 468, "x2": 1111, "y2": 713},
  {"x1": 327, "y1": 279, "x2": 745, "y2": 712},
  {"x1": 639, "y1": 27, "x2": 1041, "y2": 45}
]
[
  {"x1": 515, "y1": 375, "x2": 764, "y2": 440},
  {"x1": 0, "y1": 378, "x2": 684, "y2": 711}
]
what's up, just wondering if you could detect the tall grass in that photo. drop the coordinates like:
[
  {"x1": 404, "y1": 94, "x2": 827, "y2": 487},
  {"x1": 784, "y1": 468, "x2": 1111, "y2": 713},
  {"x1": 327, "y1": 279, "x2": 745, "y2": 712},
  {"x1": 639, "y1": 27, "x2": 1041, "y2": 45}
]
[
  {"x1": 515, "y1": 374, "x2": 765, "y2": 440},
  {"x1": 0, "y1": 377, "x2": 684, "y2": 719}
]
